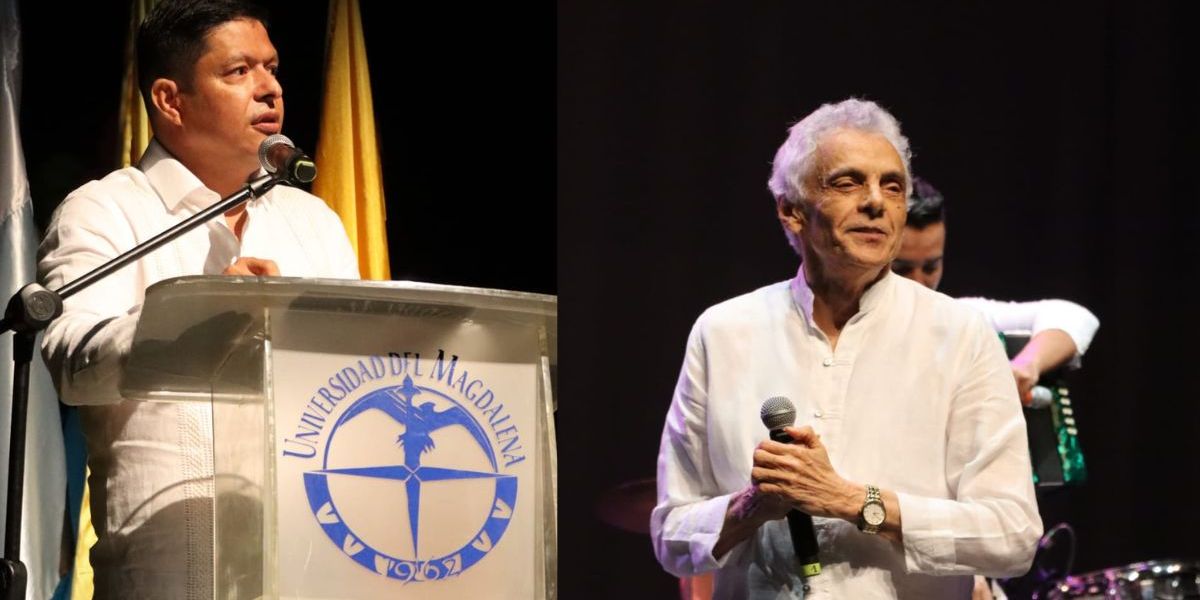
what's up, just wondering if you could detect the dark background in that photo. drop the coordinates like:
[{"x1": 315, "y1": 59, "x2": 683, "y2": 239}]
[{"x1": 559, "y1": 1, "x2": 1199, "y2": 598}]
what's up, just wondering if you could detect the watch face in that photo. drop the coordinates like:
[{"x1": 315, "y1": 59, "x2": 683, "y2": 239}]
[{"x1": 863, "y1": 502, "x2": 885, "y2": 525}]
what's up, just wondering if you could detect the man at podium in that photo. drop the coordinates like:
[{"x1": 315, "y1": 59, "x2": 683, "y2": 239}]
[{"x1": 37, "y1": 1, "x2": 358, "y2": 597}]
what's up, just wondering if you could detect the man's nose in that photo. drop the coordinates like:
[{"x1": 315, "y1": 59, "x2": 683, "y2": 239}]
[
  {"x1": 860, "y1": 184, "x2": 885, "y2": 218},
  {"x1": 256, "y1": 67, "x2": 283, "y2": 102}
]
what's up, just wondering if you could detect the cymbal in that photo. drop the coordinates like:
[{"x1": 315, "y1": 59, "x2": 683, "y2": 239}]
[{"x1": 595, "y1": 477, "x2": 657, "y2": 534}]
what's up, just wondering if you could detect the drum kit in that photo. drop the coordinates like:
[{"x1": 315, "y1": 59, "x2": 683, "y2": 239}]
[
  {"x1": 992, "y1": 523, "x2": 1200, "y2": 600},
  {"x1": 1033, "y1": 560, "x2": 1200, "y2": 599},
  {"x1": 592, "y1": 334, "x2": 1196, "y2": 599}
]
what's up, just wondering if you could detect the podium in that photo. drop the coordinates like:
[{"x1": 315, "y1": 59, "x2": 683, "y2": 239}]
[{"x1": 119, "y1": 276, "x2": 557, "y2": 599}]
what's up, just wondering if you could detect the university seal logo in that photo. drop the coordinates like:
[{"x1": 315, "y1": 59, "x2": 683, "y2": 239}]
[{"x1": 299, "y1": 369, "x2": 519, "y2": 582}]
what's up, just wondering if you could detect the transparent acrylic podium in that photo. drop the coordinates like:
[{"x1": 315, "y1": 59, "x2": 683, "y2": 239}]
[{"x1": 120, "y1": 276, "x2": 557, "y2": 599}]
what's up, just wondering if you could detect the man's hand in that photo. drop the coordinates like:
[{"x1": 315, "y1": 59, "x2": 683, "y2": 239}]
[
  {"x1": 751, "y1": 426, "x2": 859, "y2": 520},
  {"x1": 717, "y1": 425, "x2": 905, "y2": 555},
  {"x1": 222, "y1": 257, "x2": 280, "y2": 277},
  {"x1": 712, "y1": 482, "x2": 791, "y2": 559},
  {"x1": 1010, "y1": 355, "x2": 1040, "y2": 406},
  {"x1": 729, "y1": 483, "x2": 791, "y2": 523},
  {"x1": 713, "y1": 428, "x2": 827, "y2": 560},
  {"x1": 1010, "y1": 329, "x2": 1078, "y2": 406}
]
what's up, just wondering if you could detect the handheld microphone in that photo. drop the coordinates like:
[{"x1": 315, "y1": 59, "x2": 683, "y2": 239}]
[
  {"x1": 759, "y1": 396, "x2": 821, "y2": 578},
  {"x1": 258, "y1": 134, "x2": 317, "y2": 183},
  {"x1": 1028, "y1": 385, "x2": 1054, "y2": 410}
]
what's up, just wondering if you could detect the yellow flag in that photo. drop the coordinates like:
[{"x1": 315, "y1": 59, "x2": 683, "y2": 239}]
[
  {"x1": 67, "y1": 475, "x2": 96, "y2": 600},
  {"x1": 118, "y1": 0, "x2": 156, "y2": 167},
  {"x1": 314, "y1": 0, "x2": 391, "y2": 280}
]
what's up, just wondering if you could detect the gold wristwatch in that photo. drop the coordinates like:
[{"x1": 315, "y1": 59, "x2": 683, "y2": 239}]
[{"x1": 858, "y1": 484, "x2": 885, "y2": 534}]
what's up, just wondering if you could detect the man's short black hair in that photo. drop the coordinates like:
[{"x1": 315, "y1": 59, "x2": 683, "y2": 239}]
[
  {"x1": 907, "y1": 176, "x2": 946, "y2": 229},
  {"x1": 136, "y1": 0, "x2": 269, "y2": 108}
]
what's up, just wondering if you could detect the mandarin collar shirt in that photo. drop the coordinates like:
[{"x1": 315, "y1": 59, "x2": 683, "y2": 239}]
[{"x1": 652, "y1": 268, "x2": 1041, "y2": 599}]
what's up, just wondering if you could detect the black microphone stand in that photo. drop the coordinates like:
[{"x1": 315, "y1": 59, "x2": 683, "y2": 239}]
[{"x1": 0, "y1": 172, "x2": 292, "y2": 599}]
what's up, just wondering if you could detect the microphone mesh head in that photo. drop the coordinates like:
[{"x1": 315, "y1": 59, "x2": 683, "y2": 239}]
[
  {"x1": 760, "y1": 396, "x2": 796, "y2": 431},
  {"x1": 258, "y1": 134, "x2": 293, "y2": 174},
  {"x1": 1029, "y1": 386, "x2": 1054, "y2": 410}
]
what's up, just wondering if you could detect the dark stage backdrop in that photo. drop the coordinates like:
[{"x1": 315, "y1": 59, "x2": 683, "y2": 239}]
[
  {"x1": 19, "y1": 0, "x2": 554, "y2": 294},
  {"x1": 560, "y1": 1, "x2": 1200, "y2": 598}
]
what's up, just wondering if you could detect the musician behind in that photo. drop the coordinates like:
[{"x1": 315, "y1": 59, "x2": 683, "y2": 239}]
[{"x1": 892, "y1": 176, "x2": 1100, "y2": 404}]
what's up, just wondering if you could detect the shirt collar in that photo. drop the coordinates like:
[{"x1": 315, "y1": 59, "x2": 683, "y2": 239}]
[
  {"x1": 138, "y1": 139, "x2": 218, "y2": 212},
  {"x1": 139, "y1": 139, "x2": 269, "y2": 212},
  {"x1": 789, "y1": 263, "x2": 895, "y2": 327}
]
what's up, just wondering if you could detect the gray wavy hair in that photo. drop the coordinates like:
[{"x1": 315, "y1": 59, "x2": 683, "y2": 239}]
[{"x1": 767, "y1": 98, "x2": 913, "y2": 223}]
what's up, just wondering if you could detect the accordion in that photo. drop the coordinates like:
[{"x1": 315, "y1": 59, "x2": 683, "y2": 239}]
[{"x1": 1001, "y1": 332, "x2": 1087, "y2": 489}]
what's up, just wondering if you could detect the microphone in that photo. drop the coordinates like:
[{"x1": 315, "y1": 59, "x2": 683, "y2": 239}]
[
  {"x1": 258, "y1": 134, "x2": 317, "y2": 183},
  {"x1": 1028, "y1": 385, "x2": 1054, "y2": 409},
  {"x1": 759, "y1": 396, "x2": 821, "y2": 579}
]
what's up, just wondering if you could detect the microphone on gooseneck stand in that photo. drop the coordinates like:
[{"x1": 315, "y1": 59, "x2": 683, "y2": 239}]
[
  {"x1": 759, "y1": 396, "x2": 822, "y2": 580},
  {"x1": 258, "y1": 134, "x2": 317, "y2": 183}
]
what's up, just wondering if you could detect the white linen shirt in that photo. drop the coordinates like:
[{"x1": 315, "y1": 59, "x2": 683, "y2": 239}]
[
  {"x1": 38, "y1": 139, "x2": 359, "y2": 599},
  {"x1": 651, "y1": 268, "x2": 1042, "y2": 600}
]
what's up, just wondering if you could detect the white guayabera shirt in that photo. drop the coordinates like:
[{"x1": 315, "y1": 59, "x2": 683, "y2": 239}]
[
  {"x1": 652, "y1": 269, "x2": 1042, "y2": 600},
  {"x1": 38, "y1": 139, "x2": 359, "y2": 600}
]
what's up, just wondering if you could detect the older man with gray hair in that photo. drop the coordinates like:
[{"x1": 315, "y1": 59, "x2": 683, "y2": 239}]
[{"x1": 651, "y1": 98, "x2": 1041, "y2": 599}]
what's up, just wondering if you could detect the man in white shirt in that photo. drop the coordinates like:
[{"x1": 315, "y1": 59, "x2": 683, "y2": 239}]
[
  {"x1": 891, "y1": 177, "x2": 1099, "y2": 404},
  {"x1": 37, "y1": 1, "x2": 358, "y2": 597},
  {"x1": 651, "y1": 99, "x2": 1041, "y2": 599}
]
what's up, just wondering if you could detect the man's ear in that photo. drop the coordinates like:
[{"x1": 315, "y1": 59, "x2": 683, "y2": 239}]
[
  {"x1": 149, "y1": 78, "x2": 184, "y2": 127},
  {"x1": 776, "y1": 196, "x2": 805, "y2": 238}
]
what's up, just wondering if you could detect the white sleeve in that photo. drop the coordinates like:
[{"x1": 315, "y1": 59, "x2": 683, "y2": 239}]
[
  {"x1": 650, "y1": 318, "x2": 746, "y2": 577},
  {"x1": 312, "y1": 199, "x2": 362, "y2": 279},
  {"x1": 37, "y1": 189, "x2": 142, "y2": 406},
  {"x1": 956, "y1": 296, "x2": 1099, "y2": 359},
  {"x1": 897, "y1": 313, "x2": 1044, "y2": 577}
]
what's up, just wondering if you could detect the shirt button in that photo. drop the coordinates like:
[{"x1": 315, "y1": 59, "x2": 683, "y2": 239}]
[
  {"x1": 822, "y1": 357, "x2": 833, "y2": 367},
  {"x1": 813, "y1": 410, "x2": 823, "y2": 419}
]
